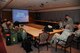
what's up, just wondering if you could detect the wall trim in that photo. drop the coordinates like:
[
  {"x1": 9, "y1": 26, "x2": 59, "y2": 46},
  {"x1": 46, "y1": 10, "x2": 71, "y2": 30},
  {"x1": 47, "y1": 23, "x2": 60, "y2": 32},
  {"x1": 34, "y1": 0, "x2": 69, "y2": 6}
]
[
  {"x1": 37, "y1": 6, "x2": 80, "y2": 12},
  {"x1": 2, "y1": 6, "x2": 80, "y2": 12}
]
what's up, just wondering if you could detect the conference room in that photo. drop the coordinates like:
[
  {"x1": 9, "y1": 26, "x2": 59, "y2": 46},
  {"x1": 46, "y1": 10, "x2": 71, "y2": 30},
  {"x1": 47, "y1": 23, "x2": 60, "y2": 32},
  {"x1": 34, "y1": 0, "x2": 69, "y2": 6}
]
[{"x1": 0, "y1": 0, "x2": 80, "y2": 53}]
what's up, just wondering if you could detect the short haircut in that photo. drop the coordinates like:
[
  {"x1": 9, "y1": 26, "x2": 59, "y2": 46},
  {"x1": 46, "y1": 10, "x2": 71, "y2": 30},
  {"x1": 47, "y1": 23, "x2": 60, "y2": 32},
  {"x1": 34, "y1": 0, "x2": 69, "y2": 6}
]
[{"x1": 65, "y1": 14, "x2": 69, "y2": 17}]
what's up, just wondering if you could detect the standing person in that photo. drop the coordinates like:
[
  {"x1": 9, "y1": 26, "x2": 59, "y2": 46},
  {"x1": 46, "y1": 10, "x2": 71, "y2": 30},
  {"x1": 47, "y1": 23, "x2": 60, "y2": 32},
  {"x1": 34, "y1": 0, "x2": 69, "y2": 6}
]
[
  {"x1": 65, "y1": 15, "x2": 73, "y2": 25},
  {"x1": 64, "y1": 15, "x2": 74, "y2": 31}
]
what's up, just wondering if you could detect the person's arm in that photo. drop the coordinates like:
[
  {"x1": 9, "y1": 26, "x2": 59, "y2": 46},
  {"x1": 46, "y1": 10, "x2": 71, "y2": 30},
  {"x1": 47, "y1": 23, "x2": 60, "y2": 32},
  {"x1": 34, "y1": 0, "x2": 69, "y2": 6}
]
[{"x1": 75, "y1": 30, "x2": 80, "y2": 37}]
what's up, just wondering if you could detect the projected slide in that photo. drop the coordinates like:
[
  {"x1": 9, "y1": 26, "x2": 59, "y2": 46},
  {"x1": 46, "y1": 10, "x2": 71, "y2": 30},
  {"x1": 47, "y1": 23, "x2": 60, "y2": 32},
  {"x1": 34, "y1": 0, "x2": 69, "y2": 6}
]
[{"x1": 12, "y1": 9, "x2": 29, "y2": 22}]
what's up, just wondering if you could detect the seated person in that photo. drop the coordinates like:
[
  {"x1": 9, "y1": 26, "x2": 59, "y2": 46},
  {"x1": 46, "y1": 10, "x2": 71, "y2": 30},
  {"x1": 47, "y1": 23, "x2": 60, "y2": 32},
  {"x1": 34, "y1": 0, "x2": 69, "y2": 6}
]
[
  {"x1": 6, "y1": 21, "x2": 13, "y2": 29},
  {"x1": 53, "y1": 24, "x2": 59, "y2": 29},
  {"x1": 14, "y1": 21, "x2": 20, "y2": 26},
  {"x1": 2, "y1": 20, "x2": 8, "y2": 31},
  {"x1": 14, "y1": 26, "x2": 20, "y2": 32},
  {"x1": 50, "y1": 24, "x2": 72, "y2": 45},
  {"x1": 2, "y1": 20, "x2": 13, "y2": 33},
  {"x1": 73, "y1": 22, "x2": 79, "y2": 32},
  {"x1": 73, "y1": 23, "x2": 80, "y2": 38},
  {"x1": 44, "y1": 24, "x2": 53, "y2": 32}
]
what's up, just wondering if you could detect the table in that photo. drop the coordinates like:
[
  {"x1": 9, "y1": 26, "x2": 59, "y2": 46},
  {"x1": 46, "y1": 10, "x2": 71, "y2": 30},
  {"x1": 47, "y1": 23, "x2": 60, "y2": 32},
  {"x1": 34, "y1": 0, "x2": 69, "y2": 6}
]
[
  {"x1": 22, "y1": 25, "x2": 63, "y2": 37},
  {"x1": 34, "y1": 20, "x2": 59, "y2": 27}
]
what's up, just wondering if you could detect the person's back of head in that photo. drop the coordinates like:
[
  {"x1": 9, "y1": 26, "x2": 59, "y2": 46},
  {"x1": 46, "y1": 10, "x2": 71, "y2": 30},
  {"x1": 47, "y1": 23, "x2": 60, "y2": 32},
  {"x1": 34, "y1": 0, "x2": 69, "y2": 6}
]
[
  {"x1": 65, "y1": 14, "x2": 70, "y2": 18},
  {"x1": 14, "y1": 21, "x2": 20, "y2": 26}
]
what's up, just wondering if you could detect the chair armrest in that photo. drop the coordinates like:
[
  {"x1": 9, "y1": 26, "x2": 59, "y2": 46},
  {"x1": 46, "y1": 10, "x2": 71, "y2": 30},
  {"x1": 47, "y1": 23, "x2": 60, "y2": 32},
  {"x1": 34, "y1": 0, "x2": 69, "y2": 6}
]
[
  {"x1": 57, "y1": 39, "x2": 66, "y2": 43},
  {"x1": 74, "y1": 36, "x2": 80, "y2": 41}
]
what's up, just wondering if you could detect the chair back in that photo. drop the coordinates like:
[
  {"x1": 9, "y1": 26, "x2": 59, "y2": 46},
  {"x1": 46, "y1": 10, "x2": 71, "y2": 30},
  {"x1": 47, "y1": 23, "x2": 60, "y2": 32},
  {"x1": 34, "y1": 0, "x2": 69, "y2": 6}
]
[
  {"x1": 39, "y1": 32, "x2": 49, "y2": 43},
  {"x1": 66, "y1": 34, "x2": 75, "y2": 45},
  {"x1": 75, "y1": 36, "x2": 80, "y2": 43},
  {"x1": 77, "y1": 36, "x2": 80, "y2": 40}
]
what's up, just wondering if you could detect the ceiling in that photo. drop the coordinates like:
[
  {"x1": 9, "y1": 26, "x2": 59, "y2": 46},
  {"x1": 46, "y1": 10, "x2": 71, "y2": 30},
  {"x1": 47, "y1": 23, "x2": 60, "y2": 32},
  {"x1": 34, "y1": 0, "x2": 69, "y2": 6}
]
[{"x1": 0, "y1": 0, "x2": 80, "y2": 11}]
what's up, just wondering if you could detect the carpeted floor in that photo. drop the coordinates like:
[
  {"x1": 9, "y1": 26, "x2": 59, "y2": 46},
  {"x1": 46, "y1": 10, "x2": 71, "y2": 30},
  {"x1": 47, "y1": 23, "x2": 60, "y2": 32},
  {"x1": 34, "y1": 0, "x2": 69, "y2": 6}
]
[
  {"x1": 0, "y1": 34, "x2": 7, "y2": 53},
  {"x1": 2, "y1": 35, "x2": 80, "y2": 53}
]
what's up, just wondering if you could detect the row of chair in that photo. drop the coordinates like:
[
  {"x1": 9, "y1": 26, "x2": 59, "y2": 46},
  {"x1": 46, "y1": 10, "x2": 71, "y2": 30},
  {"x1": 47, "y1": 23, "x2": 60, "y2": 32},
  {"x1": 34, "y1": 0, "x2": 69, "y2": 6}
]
[{"x1": 34, "y1": 33, "x2": 80, "y2": 53}]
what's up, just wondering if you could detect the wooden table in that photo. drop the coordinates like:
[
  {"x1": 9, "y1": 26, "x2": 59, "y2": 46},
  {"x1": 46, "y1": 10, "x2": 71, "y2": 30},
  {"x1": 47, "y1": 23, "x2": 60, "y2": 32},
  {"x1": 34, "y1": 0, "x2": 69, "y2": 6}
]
[
  {"x1": 35, "y1": 20, "x2": 59, "y2": 24},
  {"x1": 22, "y1": 25, "x2": 63, "y2": 37}
]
